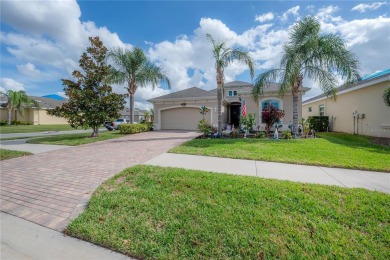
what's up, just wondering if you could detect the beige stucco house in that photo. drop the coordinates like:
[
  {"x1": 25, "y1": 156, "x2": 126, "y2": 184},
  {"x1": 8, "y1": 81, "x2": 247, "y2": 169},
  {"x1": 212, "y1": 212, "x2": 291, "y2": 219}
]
[
  {"x1": 149, "y1": 81, "x2": 310, "y2": 131},
  {"x1": 302, "y1": 69, "x2": 390, "y2": 138},
  {"x1": 0, "y1": 96, "x2": 68, "y2": 125}
]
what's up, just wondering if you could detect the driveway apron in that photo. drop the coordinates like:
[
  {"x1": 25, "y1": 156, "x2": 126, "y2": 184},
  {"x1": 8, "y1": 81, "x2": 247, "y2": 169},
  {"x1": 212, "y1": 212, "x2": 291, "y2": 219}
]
[{"x1": 0, "y1": 130, "x2": 199, "y2": 231}]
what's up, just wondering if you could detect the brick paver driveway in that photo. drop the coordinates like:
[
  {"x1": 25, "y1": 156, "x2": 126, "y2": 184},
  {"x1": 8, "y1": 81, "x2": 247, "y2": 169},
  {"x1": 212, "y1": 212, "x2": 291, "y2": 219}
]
[{"x1": 0, "y1": 130, "x2": 199, "y2": 231}]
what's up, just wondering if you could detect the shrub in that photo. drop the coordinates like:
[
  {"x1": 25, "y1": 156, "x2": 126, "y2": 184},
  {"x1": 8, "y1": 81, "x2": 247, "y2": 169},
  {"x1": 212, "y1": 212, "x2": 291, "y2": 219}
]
[
  {"x1": 119, "y1": 123, "x2": 149, "y2": 134},
  {"x1": 283, "y1": 130, "x2": 292, "y2": 139},
  {"x1": 0, "y1": 120, "x2": 7, "y2": 126},
  {"x1": 307, "y1": 116, "x2": 329, "y2": 132},
  {"x1": 241, "y1": 113, "x2": 256, "y2": 132},
  {"x1": 198, "y1": 119, "x2": 213, "y2": 137},
  {"x1": 256, "y1": 131, "x2": 266, "y2": 139},
  {"x1": 261, "y1": 105, "x2": 285, "y2": 134}
]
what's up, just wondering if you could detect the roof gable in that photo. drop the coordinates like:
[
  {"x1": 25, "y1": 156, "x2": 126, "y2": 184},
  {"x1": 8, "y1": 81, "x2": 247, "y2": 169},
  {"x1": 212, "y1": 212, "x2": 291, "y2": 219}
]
[
  {"x1": 149, "y1": 87, "x2": 216, "y2": 101},
  {"x1": 223, "y1": 81, "x2": 252, "y2": 87}
]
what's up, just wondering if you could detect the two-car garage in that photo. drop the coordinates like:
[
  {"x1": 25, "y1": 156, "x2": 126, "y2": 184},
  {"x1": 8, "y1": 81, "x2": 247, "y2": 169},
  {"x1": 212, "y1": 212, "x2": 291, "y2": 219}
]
[{"x1": 160, "y1": 107, "x2": 211, "y2": 130}]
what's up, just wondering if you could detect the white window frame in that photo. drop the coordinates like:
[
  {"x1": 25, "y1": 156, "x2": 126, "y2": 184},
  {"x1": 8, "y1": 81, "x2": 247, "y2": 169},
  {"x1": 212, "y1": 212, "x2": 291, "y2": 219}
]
[
  {"x1": 319, "y1": 105, "x2": 325, "y2": 116},
  {"x1": 259, "y1": 98, "x2": 283, "y2": 124}
]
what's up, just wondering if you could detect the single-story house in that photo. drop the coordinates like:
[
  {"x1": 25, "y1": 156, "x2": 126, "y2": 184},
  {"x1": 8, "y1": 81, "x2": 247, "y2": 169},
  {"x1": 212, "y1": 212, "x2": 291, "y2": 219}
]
[
  {"x1": 0, "y1": 96, "x2": 68, "y2": 125},
  {"x1": 148, "y1": 81, "x2": 310, "y2": 131},
  {"x1": 119, "y1": 108, "x2": 148, "y2": 123},
  {"x1": 302, "y1": 69, "x2": 390, "y2": 138}
]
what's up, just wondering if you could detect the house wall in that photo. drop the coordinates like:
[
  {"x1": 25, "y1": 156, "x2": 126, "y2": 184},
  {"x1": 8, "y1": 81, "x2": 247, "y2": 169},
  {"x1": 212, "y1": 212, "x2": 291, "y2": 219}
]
[
  {"x1": 0, "y1": 108, "x2": 68, "y2": 125},
  {"x1": 242, "y1": 93, "x2": 301, "y2": 131},
  {"x1": 302, "y1": 81, "x2": 390, "y2": 138},
  {"x1": 152, "y1": 100, "x2": 220, "y2": 130}
]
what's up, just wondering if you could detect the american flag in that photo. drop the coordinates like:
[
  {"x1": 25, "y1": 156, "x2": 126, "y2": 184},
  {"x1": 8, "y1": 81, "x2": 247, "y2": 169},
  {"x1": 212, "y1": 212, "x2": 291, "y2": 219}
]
[{"x1": 241, "y1": 98, "x2": 247, "y2": 116}]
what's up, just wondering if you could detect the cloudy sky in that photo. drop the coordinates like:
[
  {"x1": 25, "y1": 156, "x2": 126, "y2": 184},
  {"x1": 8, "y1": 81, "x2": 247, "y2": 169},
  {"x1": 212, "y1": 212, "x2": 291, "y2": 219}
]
[{"x1": 1, "y1": 0, "x2": 389, "y2": 109}]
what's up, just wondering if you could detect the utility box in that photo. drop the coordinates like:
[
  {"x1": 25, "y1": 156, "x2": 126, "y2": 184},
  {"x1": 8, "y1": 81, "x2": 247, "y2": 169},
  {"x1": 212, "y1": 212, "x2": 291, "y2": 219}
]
[{"x1": 359, "y1": 114, "x2": 365, "y2": 119}]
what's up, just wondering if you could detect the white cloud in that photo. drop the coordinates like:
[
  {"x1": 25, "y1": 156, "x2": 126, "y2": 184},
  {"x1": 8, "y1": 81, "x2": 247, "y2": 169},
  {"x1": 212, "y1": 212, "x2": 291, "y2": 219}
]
[
  {"x1": 0, "y1": 78, "x2": 25, "y2": 91},
  {"x1": 17, "y1": 63, "x2": 40, "y2": 77},
  {"x1": 281, "y1": 6, "x2": 300, "y2": 21},
  {"x1": 1, "y1": 0, "x2": 130, "y2": 77},
  {"x1": 351, "y1": 2, "x2": 388, "y2": 13},
  {"x1": 1, "y1": 1, "x2": 390, "y2": 108},
  {"x1": 56, "y1": 92, "x2": 68, "y2": 99},
  {"x1": 255, "y1": 12, "x2": 274, "y2": 23}
]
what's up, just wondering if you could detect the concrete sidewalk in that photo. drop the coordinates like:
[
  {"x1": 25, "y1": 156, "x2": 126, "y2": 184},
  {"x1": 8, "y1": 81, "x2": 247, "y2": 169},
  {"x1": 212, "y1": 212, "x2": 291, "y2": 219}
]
[
  {"x1": 0, "y1": 138, "x2": 71, "y2": 154},
  {"x1": 144, "y1": 153, "x2": 390, "y2": 194},
  {"x1": 1, "y1": 212, "x2": 131, "y2": 260}
]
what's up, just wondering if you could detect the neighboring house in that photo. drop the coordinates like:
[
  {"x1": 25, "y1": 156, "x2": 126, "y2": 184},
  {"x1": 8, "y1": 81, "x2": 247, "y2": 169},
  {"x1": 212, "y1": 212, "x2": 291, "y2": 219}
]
[
  {"x1": 302, "y1": 69, "x2": 390, "y2": 138},
  {"x1": 0, "y1": 96, "x2": 68, "y2": 125},
  {"x1": 119, "y1": 108, "x2": 148, "y2": 123},
  {"x1": 148, "y1": 81, "x2": 310, "y2": 131}
]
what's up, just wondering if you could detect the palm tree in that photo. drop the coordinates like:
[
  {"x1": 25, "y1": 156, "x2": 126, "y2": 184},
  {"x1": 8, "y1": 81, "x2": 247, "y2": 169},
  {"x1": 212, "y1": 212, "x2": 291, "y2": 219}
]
[
  {"x1": 107, "y1": 47, "x2": 170, "y2": 124},
  {"x1": 253, "y1": 16, "x2": 360, "y2": 134},
  {"x1": 0, "y1": 90, "x2": 39, "y2": 125},
  {"x1": 207, "y1": 34, "x2": 254, "y2": 134}
]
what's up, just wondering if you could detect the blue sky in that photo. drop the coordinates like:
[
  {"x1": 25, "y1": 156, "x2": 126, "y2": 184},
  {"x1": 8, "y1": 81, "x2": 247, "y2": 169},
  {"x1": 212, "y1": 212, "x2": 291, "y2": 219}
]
[{"x1": 1, "y1": 1, "x2": 390, "y2": 109}]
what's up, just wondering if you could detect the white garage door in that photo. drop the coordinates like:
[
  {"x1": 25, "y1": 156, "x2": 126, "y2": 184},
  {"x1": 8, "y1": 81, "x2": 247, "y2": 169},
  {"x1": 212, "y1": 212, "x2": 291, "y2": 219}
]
[{"x1": 161, "y1": 107, "x2": 210, "y2": 130}]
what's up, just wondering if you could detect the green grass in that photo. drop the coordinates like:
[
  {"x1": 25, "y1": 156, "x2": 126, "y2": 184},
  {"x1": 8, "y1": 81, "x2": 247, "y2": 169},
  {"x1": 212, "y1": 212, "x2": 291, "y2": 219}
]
[
  {"x1": 170, "y1": 132, "x2": 390, "y2": 172},
  {"x1": 26, "y1": 131, "x2": 125, "y2": 146},
  {"x1": 0, "y1": 124, "x2": 74, "y2": 134},
  {"x1": 67, "y1": 165, "x2": 390, "y2": 259},
  {"x1": 0, "y1": 148, "x2": 32, "y2": 160}
]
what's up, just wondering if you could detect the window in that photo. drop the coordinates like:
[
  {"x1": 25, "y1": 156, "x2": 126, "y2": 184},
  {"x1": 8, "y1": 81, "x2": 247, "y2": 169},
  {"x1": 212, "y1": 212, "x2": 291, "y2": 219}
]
[
  {"x1": 308, "y1": 107, "x2": 312, "y2": 112},
  {"x1": 261, "y1": 99, "x2": 280, "y2": 110},
  {"x1": 261, "y1": 99, "x2": 281, "y2": 123},
  {"x1": 319, "y1": 105, "x2": 325, "y2": 116},
  {"x1": 228, "y1": 90, "x2": 238, "y2": 97}
]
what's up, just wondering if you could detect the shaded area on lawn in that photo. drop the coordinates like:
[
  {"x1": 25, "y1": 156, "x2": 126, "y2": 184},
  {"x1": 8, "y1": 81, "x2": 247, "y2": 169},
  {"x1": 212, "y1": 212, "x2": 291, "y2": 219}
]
[
  {"x1": 170, "y1": 133, "x2": 390, "y2": 172},
  {"x1": 26, "y1": 131, "x2": 126, "y2": 146},
  {"x1": 67, "y1": 165, "x2": 390, "y2": 259},
  {"x1": 0, "y1": 148, "x2": 32, "y2": 160}
]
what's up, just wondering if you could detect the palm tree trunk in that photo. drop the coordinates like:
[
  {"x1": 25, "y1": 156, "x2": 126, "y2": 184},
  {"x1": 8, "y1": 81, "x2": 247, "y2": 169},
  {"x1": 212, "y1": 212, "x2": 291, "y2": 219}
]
[
  {"x1": 217, "y1": 85, "x2": 222, "y2": 134},
  {"x1": 7, "y1": 108, "x2": 12, "y2": 125},
  {"x1": 130, "y1": 93, "x2": 135, "y2": 124},
  {"x1": 292, "y1": 94, "x2": 298, "y2": 135}
]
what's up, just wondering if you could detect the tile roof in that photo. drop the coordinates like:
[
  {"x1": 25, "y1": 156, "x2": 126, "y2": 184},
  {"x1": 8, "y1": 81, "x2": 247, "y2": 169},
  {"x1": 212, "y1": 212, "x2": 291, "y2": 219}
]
[
  {"x1": 303, "y1": 68, "x2": 390, "y2": 104},
  {"x1": 148, "y1": 87, "x2": 216, "y2": 101},
  {"x1": 223, "y1": 81, "x2": 253, "y2": 87},
  {"x1": 0, "y1": 95, "x2": 66, "y2": 109}
]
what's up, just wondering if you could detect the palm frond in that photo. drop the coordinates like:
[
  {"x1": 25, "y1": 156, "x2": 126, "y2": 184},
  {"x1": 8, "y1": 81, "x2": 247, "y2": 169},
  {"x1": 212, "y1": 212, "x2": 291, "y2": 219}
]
[{"x1": 253, "y1": 69, "x2": 285, "y2": 100}]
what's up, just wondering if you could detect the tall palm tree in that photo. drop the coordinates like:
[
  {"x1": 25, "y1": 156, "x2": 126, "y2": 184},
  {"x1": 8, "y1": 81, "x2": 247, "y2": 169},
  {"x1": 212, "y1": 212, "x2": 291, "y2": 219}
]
[
  {"x1": 107, "y1": 47, "x2": 170, "y2": 124},
  {"x1": 253, "y1": 16, "x2": 360, "y2": 134},
  {"x1": 0, "y1": 90, "x2": 39, "y2": 125},
  {"x1": 207, "y1": 34, "x2": 254, "y2": 134}
]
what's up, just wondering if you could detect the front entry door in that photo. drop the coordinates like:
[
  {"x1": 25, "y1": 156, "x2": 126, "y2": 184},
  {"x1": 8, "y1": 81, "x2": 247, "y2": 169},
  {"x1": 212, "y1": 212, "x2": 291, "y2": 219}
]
[{"x1": 231, "y1": 105, "x2": 241, "y2": 127}]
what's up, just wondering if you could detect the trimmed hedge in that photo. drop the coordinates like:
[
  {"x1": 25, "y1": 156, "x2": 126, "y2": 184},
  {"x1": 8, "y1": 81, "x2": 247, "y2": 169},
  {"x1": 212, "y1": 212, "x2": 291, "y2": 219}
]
[
  {"x1": 0, "y1": 120, "x2": 32, "y2": 126},
  {"x1": 119, "y1": 123, "x2": 150, "y2": 134},
  {"x1": 308, "y1": 116, "x2": 329, "y2": 132}
]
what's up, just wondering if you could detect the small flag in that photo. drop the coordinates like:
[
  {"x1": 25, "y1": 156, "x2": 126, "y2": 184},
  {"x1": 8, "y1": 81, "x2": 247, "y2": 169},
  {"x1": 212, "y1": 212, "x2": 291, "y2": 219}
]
[{"x1": 241, "y1": 98, "x2": 247, "y2": 116}]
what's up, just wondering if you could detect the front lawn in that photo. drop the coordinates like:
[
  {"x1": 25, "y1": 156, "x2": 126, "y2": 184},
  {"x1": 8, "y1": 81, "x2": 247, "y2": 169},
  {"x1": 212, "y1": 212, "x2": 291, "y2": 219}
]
[
  {"x1": 170, "y1": 132, "x2": 390, "y2": 172},
  {"x1": 27, "y1": 131, "x2": 125, "y2": 146},
  {"x1": 67, "y1": 165, "x2": 390, "y2": 259},
  {"x1": 0, "y1": 148, "x2": 32, "y2": 160},
  {"x1": 0, "y1": 124, "x2": 74, "y2": 134}
]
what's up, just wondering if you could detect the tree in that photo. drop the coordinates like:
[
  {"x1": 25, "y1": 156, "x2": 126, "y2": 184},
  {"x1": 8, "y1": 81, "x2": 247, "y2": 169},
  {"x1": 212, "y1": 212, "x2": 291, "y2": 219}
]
[
  {"x1": 107, "y1": 47, "x2": 170, "y2": 124},
  {"x1": 207, "y1": 34, "x2": 254, "y2": 135},
  {"x1": 261, "y1": 105, "x2": 285, "y2": 134},
  {"x1": 199, "y1": 106, "x2": 209, "y2": 120},
  {"x1": 0, "y1": 90, "x2": 39, "y2": 125},
  {"x1": 383, "y1": 87, "x2": 390, "y2": 107},
  {"x1": 48, "y1": 36, "x2": 127, "y2": 137},
  {"x1": 253, "y1": 16, "x2": 360, "y2": 134}
]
